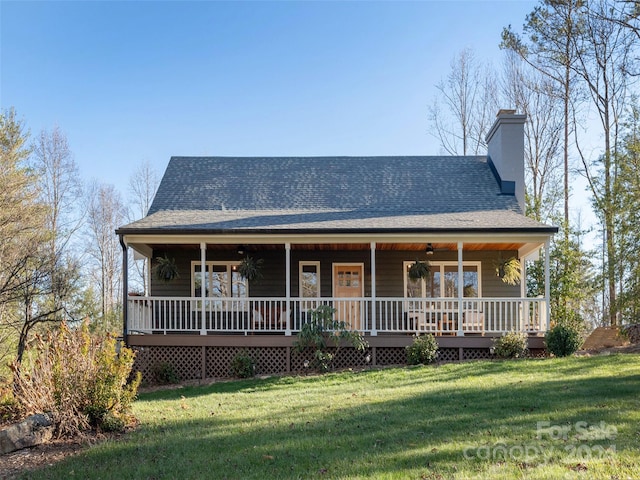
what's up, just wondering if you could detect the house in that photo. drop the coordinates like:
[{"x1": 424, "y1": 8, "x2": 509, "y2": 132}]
[{"x1": 117, "y1": 110, "x2": 558, "y2": 380}]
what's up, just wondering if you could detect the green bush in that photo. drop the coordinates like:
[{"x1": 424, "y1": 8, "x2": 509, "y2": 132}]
[
  {"x1": 406, "y1": 334, "x2": 439, "y2": 365},
  {"x1": 545, "y1": 324, "x2": 583, "y2": 357},
  {"x1": 11, "y1": 321, "x2": 141, "y2": 436},
  {"x1": 231, "y1": 351, "x2": 255, "y2": 378},
  {"x1": 493, "y1": 331, "x2": 529, "y2": 359},
  {"x1": 294, "y1": 305, "x2": 368, "y2": 372},
  {"x1": 153, "y1": 362, "x2": 180, "y2": 384}
]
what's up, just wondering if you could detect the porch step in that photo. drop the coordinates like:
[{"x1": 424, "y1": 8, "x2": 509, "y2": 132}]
[{"x1": 581, "y1": 327, "x2": 627, "y2": 351}]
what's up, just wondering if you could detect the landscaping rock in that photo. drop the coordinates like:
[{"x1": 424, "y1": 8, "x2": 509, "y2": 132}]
[{"x1": 0, "y1": 413, "x2": 54, "y2": 455}]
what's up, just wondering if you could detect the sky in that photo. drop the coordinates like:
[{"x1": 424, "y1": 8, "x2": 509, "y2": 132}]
[{"x1": 2, "y1": 0, "x2": 543, "y2": 199}]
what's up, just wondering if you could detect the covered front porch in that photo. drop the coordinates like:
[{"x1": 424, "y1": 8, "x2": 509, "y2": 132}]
[{"x1": 122, "y1": 234, "x2": 552, "y2": 342}]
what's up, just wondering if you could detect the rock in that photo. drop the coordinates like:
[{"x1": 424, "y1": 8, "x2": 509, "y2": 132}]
[{"x1": 0, "y1": 413, "x2": 54, "y2": 455}]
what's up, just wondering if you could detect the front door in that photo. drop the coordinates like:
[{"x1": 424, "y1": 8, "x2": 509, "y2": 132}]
[{"x1": 333, "y1": 264, "x2": 364, "y2": 330}]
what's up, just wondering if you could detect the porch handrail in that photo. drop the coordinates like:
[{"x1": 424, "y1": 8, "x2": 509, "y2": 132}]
[{"x1": 127, "y1": 295, "x2": 547, "y2": 336}]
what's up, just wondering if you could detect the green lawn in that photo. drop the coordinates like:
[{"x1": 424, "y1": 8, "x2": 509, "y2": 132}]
[{"x1": 18, "y1": 354, "x2": 640, "y2": 479}]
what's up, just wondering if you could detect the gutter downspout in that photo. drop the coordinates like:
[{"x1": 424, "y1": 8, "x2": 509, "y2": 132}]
[{"x1": 119, "y1": 235, "x2": 129, "y2": 346}]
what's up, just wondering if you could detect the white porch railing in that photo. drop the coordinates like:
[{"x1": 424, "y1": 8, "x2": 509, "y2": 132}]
[{"x1": 127, "y1": 296, "x2": 547, "y2": 335}]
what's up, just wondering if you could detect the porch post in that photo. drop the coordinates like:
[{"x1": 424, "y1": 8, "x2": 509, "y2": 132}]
[
  {"x1": 119, "y1": 235, "x2": 128, "y2": 344},
  {"x1": 457, "y1": 241, "x2": 464, "y2": 336},
  {"x1": 370, "y1": 242, "x2": 377, "y2": 336},
  {"x1": 544, "y1": 239, "x2": 551, "y2": 331},
  {"x1": 285, "y1": 243, "x2": 291, "y2": 336},
  {"x1": 200, "y1": 242, "x2": 206, "y2": 335},
  {"x1": 520, "y1": 257, "x2": 526, "y2": 332}
]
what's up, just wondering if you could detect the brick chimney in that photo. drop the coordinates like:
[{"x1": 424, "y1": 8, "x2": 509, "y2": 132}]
[{"x1": 485, "y1": 109, "x2": 526, "y2": 212}]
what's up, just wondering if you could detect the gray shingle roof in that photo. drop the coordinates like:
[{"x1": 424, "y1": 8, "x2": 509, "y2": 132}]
[{"x1": 118, "y1": 156, "x2": 556, "y2": 233}]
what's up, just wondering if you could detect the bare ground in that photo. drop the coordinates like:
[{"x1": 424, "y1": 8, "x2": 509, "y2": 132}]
[{"x1": 0, "y1": 434, "x2": 107, "y2": 480}]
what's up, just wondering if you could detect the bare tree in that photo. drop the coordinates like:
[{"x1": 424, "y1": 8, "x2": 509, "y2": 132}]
[
  {"x1": 502, "y1": 0, "x2": 585, "y2": 228},
  {"x1": 127, "y1": 161, "x2": 160, "y2": 294},
  {"x1": 85, "y1": 182, "x2": 127, "y2": 328},
  {"x1": 31, "y1": 126, "x2": 83, "y2": 256},
  {"x1": 129, "y1": 160, "x2": 159, "y2": 220},
  {"x1": 571, "y1": 0, "x2": 636, "y2": 326},
  {"x1": 428, "y1": 48, "x2": 499, "y2": 155}
]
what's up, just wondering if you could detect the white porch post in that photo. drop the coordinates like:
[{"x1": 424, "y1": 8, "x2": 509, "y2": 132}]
[
  {"x1": 200, "y1": 242, "x2": 206, "y2": 335},
  {"x1": 285, "y1": 243, "x2": 291, "y2": 336},
  {"x1": 370, "y1": 242, "x2": 377, "y2": 336},
  {"x1": 520, "y1": 257, "x2": 526, "y2": 331},
  {"x1": 457, "y1": 241, "x2": 464, "y2": 336},
  {"x1": 544, "y1": 239, "x2": 551, "y2": 331}
]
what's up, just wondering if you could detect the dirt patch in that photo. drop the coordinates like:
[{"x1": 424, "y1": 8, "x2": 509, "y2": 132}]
[
  {"x1": 0, "y1": 428, "x2": 128, "y2": 479},
  {"x1": 581, "y1": 326, "x2": 628, "y2": 350},
  {"x1": 0, "y1": 437, "x2": 89, "y2": 479}
]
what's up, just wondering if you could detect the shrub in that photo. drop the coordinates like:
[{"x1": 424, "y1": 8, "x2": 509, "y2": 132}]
[
  {"x1": 153, "y1": 362, "x2": 180, "y2": 384},
  {"x1": 406, "y1": 334, "x2": 439, "y2": 365},
  {"x1": 294, "y1": 305, "x2": 368, "y2": 372},
  {"x1": 10, "y1": 321, "x2": 141, "y2": 437},
  {"x1": 231, "y1": 351, "x2": 255, "y2": 378},
  {"x1": 545, "y1": 324, "x2": 583, "y2": 357},
  {"x1": 493, "y1": 331, "x2": 529, "y2": 359}
]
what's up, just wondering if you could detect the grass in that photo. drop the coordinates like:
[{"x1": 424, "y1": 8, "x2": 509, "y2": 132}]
[{"x1": 17, "y1": 354, "x2": 640, "y2": 479}]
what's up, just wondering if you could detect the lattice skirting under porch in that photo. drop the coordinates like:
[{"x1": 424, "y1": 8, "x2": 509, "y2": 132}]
[{"x1": 131, "y1": 344, "x2": 507, "y2": 385}]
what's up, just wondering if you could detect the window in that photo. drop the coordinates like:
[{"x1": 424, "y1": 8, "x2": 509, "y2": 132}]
[
  {"x1": 404, "y1": 261, "x2": 481, "y2": 298},
  {"x1": 299, "y1": 262, "x2": 320, "y2": 311},
  {"x1": 299, "y1": 262, "x2": 320, "y2": 298},
  {"x1": 191, "y1": 262, "x2": 248, "y2": 299}
]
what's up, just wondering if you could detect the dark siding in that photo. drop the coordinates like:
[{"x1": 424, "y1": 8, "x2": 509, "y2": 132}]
[
  {"x1": 291, "y1": 250, "x2": 371, "y2": 297},
  {"x1": 149, "y1": 247, "x2": 521, "y2": 298}
]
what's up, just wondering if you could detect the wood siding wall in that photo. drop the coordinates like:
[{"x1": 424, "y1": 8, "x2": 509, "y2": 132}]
[{"x1": 149, "y1": 246, "x2": 521, "y2": 298}]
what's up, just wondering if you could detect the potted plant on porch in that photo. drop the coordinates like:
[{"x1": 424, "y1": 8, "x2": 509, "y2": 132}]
[
  {"x1": 152, "y1": 253, "x2": 179, "y2": 282},
  {"x1": 494, "y1": 255, "x2": 521, "y2": 285},
  {"x1": 408, "y1": 259, "x2": 431, "y2": 281},
  {"x1": 238, "y1": 255, "x2": 264, "y2": 282}
]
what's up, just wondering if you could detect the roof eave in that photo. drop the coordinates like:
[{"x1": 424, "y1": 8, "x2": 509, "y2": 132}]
[{"x1": 116, "y1": 225, "x2": 559, "y2": 236}]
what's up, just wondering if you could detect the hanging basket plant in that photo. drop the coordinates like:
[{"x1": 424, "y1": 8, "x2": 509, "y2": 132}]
[
  {"x1": 408, "y1": 259, "x2": 431, "y2": 281},
  {"x1": 495, "y1": 255, "x2": 521, "y2": 285},
  {"x1": 153, "y1": 254, "x2": 180, "y2": 283},
  {"x1": 238, "y1": 256, "x2": 264, "y2": 282}
]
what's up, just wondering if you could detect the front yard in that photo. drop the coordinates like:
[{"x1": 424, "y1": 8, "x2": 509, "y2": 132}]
[{"x1": 9, "y1": 354, "x2": 640, "y2": 479}]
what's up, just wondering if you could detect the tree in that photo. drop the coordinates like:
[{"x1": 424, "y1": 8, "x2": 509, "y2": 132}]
[
  {"x1": 571, "y1": 0, "x2": 636, "y2": 326},
  {"x1": 0, "y1": 109, "x2": 71, "y2": 363},
  {"x1": 501, "y1": 0, "x2": 586, "y2": 228},
  {"x1": 428, "y1": 48, "x2": 499, "y2": 155},
  {"x1": 615, "y1": 102, "x2": 640, "y2": 322},
  {"x1": 85, "y1": 182, "x2": 127, "y2": 331},
  {"x1": 127, "y1": 161, "x2": 160, "y2": 294},
  {"x1": 31, "y1": 126, "x2": 82, "y2": 256},
  {"x1": 527, "y1": 222, "x2": 598, "y2": 332},
  {"x1": 29, "y1": 126, "x2": 85, "y2": 329}
]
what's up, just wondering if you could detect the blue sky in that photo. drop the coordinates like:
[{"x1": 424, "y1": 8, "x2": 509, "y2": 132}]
[{"x1": 1, "y1": 0, "x2": 537, "y2": 190}]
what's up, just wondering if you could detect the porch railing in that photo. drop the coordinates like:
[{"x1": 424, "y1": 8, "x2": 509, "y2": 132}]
[{"x1": 127, "y1": 296, "x2": 547, "y2": 336}]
